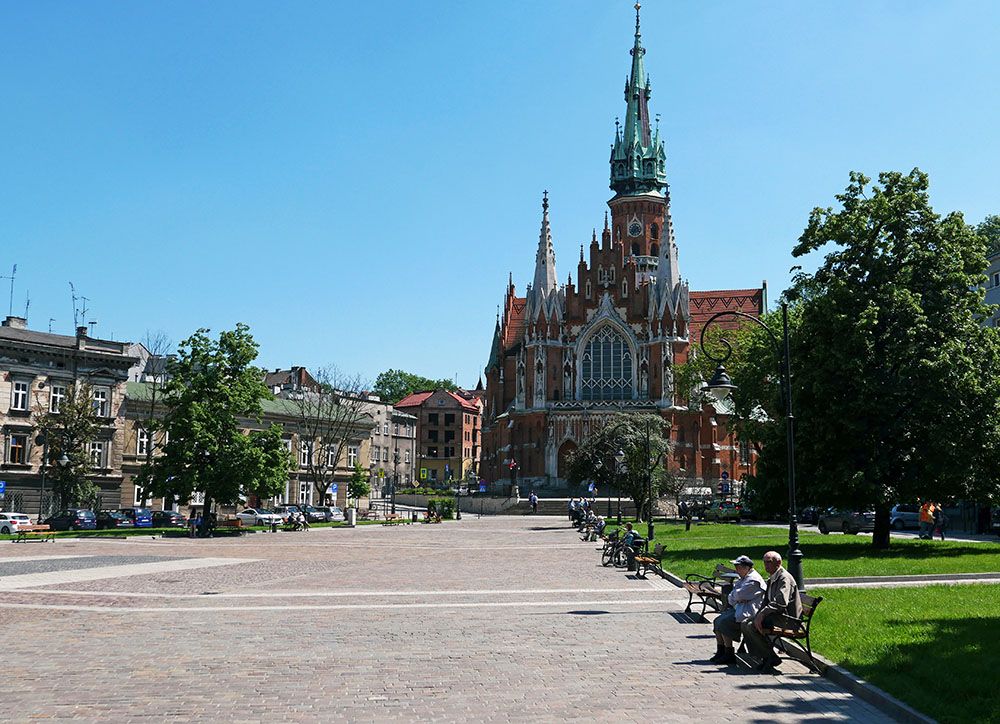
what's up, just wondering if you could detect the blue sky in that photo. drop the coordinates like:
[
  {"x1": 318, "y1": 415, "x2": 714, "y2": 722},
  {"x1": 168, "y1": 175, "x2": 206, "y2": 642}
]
[{"x1": 3, "y1": 1, "x2": 998, "y2": 387}]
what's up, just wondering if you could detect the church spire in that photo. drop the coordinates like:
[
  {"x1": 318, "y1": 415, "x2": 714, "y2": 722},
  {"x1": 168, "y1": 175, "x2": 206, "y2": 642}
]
[
  {"x1": 531, "y1": 190, "x2": 558, "y2": 298},
  {"x1": 610, "y1": 3, "x2": 667, "y2": 197}
]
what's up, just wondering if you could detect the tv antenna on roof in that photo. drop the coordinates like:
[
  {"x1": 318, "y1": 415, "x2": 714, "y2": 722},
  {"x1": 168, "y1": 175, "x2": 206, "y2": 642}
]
[
  {"x1": 69, "y1": 282, "x2": 79, "y2": 327},
  {"x1": 0, "y1": 264, "x2": 16, "y2": 317},
  {"x1": 23, "y1": 291, "x2": 30, "y2": 320},
  {"x1": 48, "y1": 318, "x2": 56, "y2": 333}
]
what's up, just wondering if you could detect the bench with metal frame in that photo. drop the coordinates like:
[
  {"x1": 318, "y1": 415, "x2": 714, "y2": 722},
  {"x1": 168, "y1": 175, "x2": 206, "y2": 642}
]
[
  {"x1": 759, "y1": 591, "x2": 824, "y2": 672},
  {"x1": 634, "y1": 542, "x2": 667, "y2": 578},
  {"x1": 14, "y1": 524, "x2": 55, "y2": 543}
]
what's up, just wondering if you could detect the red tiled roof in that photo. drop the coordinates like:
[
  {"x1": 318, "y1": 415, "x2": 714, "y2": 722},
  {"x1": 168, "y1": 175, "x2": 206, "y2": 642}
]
[{"x1": 395, "y1": 389, "x2": 480, "y2": 413}]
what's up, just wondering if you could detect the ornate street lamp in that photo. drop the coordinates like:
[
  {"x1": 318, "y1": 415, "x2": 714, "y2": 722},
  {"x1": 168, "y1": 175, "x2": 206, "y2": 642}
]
[
  {"x1": 614, "y1": 448, "x2": 625, "y2": 524},
  {"x1": 700, "y1": 302, "x2": 804, "y2": 589}
]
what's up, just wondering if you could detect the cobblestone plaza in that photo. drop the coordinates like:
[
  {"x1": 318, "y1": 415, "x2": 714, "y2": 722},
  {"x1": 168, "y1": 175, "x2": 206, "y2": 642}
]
[{"x1": 0, "y1": 519, "x2": 889, "y2": 722}]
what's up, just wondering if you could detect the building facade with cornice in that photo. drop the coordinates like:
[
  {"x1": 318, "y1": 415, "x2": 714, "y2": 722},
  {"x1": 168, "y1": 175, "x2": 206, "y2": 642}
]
[{"x1": 481, "y1": 8, "x2": 761, "y2": 497}]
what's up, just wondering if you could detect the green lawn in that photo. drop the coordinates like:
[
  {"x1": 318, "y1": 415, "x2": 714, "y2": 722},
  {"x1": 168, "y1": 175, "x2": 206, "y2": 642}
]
[
  {"x1": 610, "y1": 521, "x2": 1000, "y2": 578},
  {"x1": 811, "y1": 584, "x2": 1000, "y2": 724}
]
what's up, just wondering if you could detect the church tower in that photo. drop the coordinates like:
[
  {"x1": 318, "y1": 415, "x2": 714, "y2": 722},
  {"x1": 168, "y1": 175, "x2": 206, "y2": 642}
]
[{"x1": 609, "y1": 3, "x2": 670, "y2": 287}]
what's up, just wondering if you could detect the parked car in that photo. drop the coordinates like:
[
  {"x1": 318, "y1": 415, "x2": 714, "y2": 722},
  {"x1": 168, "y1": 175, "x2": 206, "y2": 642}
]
[
  {"x1": 117, "y1": 507, "x2": 153, "y2": 528},
  {"x1": 799, "y1": 506, "x2": 821, "y2": 525},
  {"x1": 890, "y1": 504, "x2": 920, "y2": 531},
  {"x1": 315, "y1": 506, "x2": 345, "y2": 522},
  {"x1": 702, "y1": 500, "x2": 742, "y2": 522},
  {"x1": 151, "y1": 510, "x2": 188, "y2": 528},
  {"x1": 299, "y1": 504, "x2": 327, "y2": 523},
  {"x1": 95, "y1": 511, "x2": 134, "y2": 530},
  {"x1": 0, "y1": 512, "x2": 34, "y2": 534},
  {"x1": 236, "y1": 508, "x2": 284, "y2": 527},
  {"x1": 817, "y1": 508, "x2": 875, "y2": 535},
  {"x1": 45, "y1": 509, "x2": 97, "y2": 531},
  {"x1": 272, "y1": 504, "x2": 303, "y2": 522}
]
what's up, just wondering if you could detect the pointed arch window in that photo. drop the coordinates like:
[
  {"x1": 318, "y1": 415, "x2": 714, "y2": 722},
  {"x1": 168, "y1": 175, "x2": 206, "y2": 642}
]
[
  {"x1": 650, "y1": 223, "x2": 659, "y2": 240},
  {"x1": 650, "y1": 243, "x2": 659, "y2": 257},
  {"x1": 581, "y1": 326, "x2": 633, "y2": 401}
]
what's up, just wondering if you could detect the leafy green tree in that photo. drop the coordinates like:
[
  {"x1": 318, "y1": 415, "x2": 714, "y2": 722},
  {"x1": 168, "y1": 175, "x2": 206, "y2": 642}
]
[
  {"x1": 781, "y1": 169, "x2": 1000, "y2": 547},
  {"x1": 372, "y1": 369, "x2": 457, "y2": 403},
  {"x1": 150, "y1": 324, "x2": 290, "y2": 534},
  {"x1": 348, "y1": 463, "x2": 371, "y2": 506},
  {"x1": 35, "y1": 383, "x2": 101, "y2": 510},
  {"x1": 564, "y1": 412, "x2": 677, "y2": 523},
  {"x1": 976, "y1": 214, "x2": 1000, "y2": 256}
]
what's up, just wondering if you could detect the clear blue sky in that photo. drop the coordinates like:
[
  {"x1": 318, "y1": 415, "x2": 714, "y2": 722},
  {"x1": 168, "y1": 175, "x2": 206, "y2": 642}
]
[{"x1": 3, "y1": 1, "x2": 998, "y2": 387}]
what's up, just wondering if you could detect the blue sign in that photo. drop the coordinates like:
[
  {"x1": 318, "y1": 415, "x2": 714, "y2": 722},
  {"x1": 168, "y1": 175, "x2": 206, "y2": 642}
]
[
  {"x1": 327, "y1": 483, "x2": 338, "y2": 494},
  {"x1": 721, "y1": 471, "x2": 729, "y2": 480},
  {"x1": 587, "y1": 482, "x2": 596, "y2": 493},
  {"x1": 478, "y1": 482, "x2": 487, "y2": 493},
  {"x1": 719, "y1": 482, "x2": 731, "y2": 495},
  {"x1": 0, "y1": 480, "x2": 5, "y2": 494}
]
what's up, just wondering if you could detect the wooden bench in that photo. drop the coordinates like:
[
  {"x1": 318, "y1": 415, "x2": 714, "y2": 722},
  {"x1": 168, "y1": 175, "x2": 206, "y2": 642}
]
[
  {"x1": 681, "y1": 573, "x2": 726, "y2": 618},
  {"x1": 382, "y1": 513, "x2": 405, "y2": 526},
  {"x1": 761, "y1": 592, "x2": 824, "y2": 672},
  {"x1": 14, "y1": 524, "x2": 54, "y2": 543},
  {"x1": 634, "y1": 543, "x2": 667, "y2": 578}
]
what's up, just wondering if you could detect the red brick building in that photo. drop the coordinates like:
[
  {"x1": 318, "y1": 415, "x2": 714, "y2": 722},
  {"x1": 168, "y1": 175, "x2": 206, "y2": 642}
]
[
  {"x1": 480, "y1": 8, "x2": 761, "y2": 496},
  {"x1": 395, "y1": 389, "x2": 482, "y2": 486}
]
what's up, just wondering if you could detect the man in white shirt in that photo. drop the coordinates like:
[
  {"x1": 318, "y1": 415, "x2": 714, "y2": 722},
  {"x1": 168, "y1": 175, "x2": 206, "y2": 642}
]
[{"x1": 710, "y1": 555, "x2": 766, "y2": 665}]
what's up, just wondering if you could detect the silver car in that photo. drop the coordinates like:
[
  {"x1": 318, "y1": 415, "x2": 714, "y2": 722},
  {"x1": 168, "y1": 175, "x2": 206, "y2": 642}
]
[
  {"x1": 890, "y1": 504, "x2": 920, "y2": 531},
  {"x1": 818, "y1": 508, "x2": 875, "y2": 535}
]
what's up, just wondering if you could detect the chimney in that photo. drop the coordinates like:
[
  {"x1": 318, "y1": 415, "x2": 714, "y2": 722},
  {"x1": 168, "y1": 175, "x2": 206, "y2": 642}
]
[
  {"x1": 2, "y1": 316, "x2": 28, "y2": 330},
  {"x1": 77, "y1": 326, "x2": 89, "y2": 338}
]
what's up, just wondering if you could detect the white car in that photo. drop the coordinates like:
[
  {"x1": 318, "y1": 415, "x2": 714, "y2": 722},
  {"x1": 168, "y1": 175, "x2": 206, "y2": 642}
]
[
  {"x1": 0, "y1": 512, "x2": 34, "y2": 534},
  {"x1": 236, "y1": 508, "x2": 284, "y2": 526}
]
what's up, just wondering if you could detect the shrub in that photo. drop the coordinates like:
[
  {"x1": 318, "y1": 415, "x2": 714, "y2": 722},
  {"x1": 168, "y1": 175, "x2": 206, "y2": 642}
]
[{"x1": 426, "y1": 497, "x2": 455, "y2": 520}]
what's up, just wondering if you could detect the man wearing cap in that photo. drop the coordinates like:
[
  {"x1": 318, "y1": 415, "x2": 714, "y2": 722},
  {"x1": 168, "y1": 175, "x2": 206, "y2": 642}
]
[{"x1": 710, "y1": 555, "x2": 765, "y2": 665}]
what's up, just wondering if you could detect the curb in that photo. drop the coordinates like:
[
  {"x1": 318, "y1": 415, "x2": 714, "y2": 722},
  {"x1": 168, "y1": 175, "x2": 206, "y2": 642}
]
[{"x1": 657, "y1": 569, "x2": 934, "y2": 724}]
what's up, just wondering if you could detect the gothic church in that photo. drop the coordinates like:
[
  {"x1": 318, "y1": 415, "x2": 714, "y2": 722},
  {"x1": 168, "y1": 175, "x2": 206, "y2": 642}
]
[{"x1": 481, "y1": 6, "x2": 763, "y2": 494}]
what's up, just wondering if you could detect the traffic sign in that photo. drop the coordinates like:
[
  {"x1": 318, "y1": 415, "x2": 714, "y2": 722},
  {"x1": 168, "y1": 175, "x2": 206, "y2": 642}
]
[
  {"x1": 718, "y1": 482, "x2": 730, "y2": 495},
  {"x1": 0, "y1": 481, "x2": 6, "y2": 494},
  {"x1": 420, "y1": 467, "x2": 428, "y2": 480},
  {"x1": 378, "y1": 469, "x2": 385, "y2": 478},
  {"x1": 327, "y1": 483, "x2": 338, "y2": 494},
  {"x1": 478, "y1": 482, "x2": 487, "y2": 493},
  {"x1": 721, "y1": 471, "x2": 729, "y2": 480}
]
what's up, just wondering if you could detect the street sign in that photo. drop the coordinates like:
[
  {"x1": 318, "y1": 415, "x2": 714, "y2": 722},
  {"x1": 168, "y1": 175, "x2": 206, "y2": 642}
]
[
  {"x1": 0, "y1": 481, "x2": 6, "y2": 494},
  {"x1": 327, "y1": 483, "x2": 338, "y2": 494},
  {"x1": 420, "y1": 467, "x2": 428, "y2": 480},
  {"x1": 721, "y1": 471, "x2": 729, "y2": 481},
  {"x1": 378, "y1": 469, "x2": 385, "y2": 478},
  {"x1": 718, "y1": 482, "x2": 730, "y2": 495},
  {"x1": 587, "y1": 482, "x2": 596, "y2": 493},
  {"x1": 478, "y1": 482, "x2": 487, "y2": 493}
]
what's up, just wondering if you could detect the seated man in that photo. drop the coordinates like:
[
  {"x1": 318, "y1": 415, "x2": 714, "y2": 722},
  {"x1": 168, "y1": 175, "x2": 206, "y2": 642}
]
[
  {"x1": 741, "y1": 550, "x2": 802, "y2": 670},
  {"x1": 710, "y1": 555, "x2": 765, "y2": 665}
]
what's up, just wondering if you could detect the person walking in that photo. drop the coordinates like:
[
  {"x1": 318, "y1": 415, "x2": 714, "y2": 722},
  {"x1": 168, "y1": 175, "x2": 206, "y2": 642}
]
[
  {"x1": 919, "y1": 501, "x2": 934, "y2": 540},
  {"x1": 529, "y1": 491, "x2": 538, "y2": 514},
  {"x1": 933, "y1": 503, "x2": 947, "y2": 541}
]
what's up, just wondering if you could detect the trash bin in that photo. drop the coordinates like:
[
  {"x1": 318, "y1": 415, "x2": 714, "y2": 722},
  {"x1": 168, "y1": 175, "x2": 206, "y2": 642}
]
[{"x1": 347, "y1": 507, "x2": 357, "y2": 528}]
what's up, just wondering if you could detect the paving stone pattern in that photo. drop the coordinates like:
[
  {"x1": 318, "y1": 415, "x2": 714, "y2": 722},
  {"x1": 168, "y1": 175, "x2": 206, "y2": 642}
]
[{"x1": 0, "y1": 517, "x2": 892, "y2": 722}]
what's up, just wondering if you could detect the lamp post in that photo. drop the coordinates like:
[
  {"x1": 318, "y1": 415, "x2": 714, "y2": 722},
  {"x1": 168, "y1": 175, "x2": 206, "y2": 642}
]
[
  {"x1": 699, "y1": 302, "x2": 803, "y2": 589},
  {"x1": 508, "y1": 459, "x2": 518, "y2": 499},
  {"x1": 36, "y1": 434, "x2": 48, "y2": 523},
  {"x1": 614, "y1": 448, "x2": 625, "y2": 525},
  {"x1": 391, "y1": 449, "x2": 399, "y2": 515}
]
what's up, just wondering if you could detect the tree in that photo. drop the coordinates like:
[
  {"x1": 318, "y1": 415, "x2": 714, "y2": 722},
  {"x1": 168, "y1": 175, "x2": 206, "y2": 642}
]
[
  {"x1": 373, "y1": 369, "x2": 457, "y2": 404},
  {"x1": 35, "y1": 383, "x2": 101, "y2": 510},
  {"x1": 976, "y1": 214, "x2": 1000, "y2": 256},
  {"x1": 149, "y1": 324, "x2": 290, "y2": 534},
  {"x1": 290, "y1": 366, "x2": 373, "y2": 507},
  {"x1": 132, "y1": 330, "x2": 172, "y2": 507},
  {"x1": 348, "y1": 463, "x2": 371, "y2": 507},
  {"x1": 782, "y1": 169, "x2": 1000, "y2": 547},
  {"x1": 564, "y1": 412, "x2": 677, "y2": 521}
]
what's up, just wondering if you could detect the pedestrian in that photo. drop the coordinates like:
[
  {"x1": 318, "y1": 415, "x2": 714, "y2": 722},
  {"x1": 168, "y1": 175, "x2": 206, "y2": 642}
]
[
  {"x1": 529, "y1": 491, "x2": 538, "y2": 514},
  {"x1": 933, "y1": 503, "x2": 947, "y2": 541},
  {"x1": 918, "y1": 501, "x2": 934, "y2": 539}
]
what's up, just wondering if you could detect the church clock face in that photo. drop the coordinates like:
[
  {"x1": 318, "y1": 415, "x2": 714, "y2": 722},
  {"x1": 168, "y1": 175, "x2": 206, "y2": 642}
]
[{"x1": 628, "y1": 220, "x2": 643, "y2": 237}]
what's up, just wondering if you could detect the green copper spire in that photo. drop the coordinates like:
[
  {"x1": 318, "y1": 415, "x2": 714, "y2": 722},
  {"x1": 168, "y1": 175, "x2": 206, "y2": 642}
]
[{"x1": 610, "y1": 2, "x2": 667, "y2": 197}]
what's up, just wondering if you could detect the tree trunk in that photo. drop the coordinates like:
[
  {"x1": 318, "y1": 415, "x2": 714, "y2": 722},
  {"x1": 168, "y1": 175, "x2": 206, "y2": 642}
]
[
  {"x1": 200, "y1": 494, "x2": 213, "y2": 537},
  {"x1": 871, "y1": 507, "x2": 891, "y2": 549}
]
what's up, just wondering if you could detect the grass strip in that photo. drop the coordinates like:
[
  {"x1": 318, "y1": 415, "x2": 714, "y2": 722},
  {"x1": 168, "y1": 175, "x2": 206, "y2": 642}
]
[{"x1": 810, "y1": 584, "x2": 1000, "y2": 724}]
